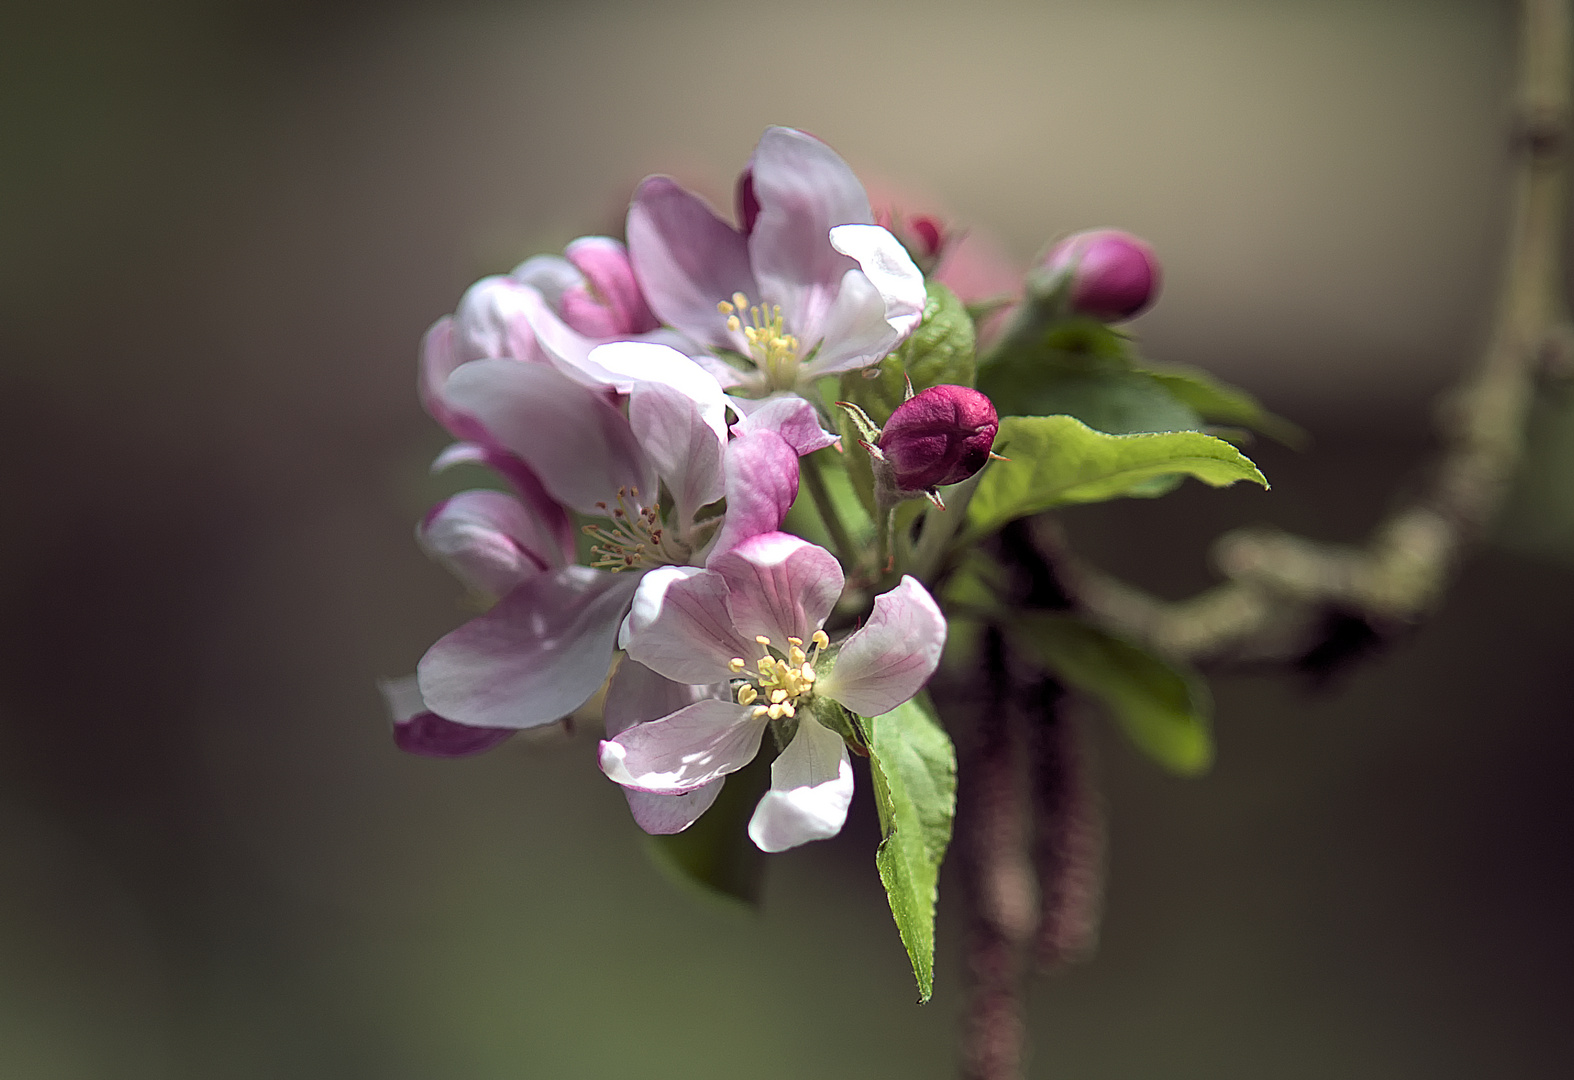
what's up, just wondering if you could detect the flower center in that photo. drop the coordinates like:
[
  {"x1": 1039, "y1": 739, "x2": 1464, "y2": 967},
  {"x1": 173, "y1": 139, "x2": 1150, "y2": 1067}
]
[
  {"x1": 718, "y1": 292, "x2": 801, "y2": 392},
  {"x1": 583, "y1": 486, "x2": 689, "y2": 571},
  {"x1": 727, "y1": 631, "x2": 829, "y2": 720}
]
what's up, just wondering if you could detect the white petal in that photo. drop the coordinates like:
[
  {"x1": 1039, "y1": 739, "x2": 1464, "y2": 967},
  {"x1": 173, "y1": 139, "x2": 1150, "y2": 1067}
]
[
  {"x1": 818, "y1": 576, "x2": 946, "y2": 717},
  {"x1": 581, "y1": 341, "x2": 729, "y2": 439},
  {"x1": 417, "y1": 489, "x2": 553, "y2": 600},
  {"x1": 599, "y1": 699, "x2": 767, "y2": 793},
  {"x1": 802, "y1": 268, "x2": 903, "y2": 377},
  {"x1": 747, "y1": 718, "x2": 854, "y2": 852},
  {"x1": 830, "y1": 223, "x2": 927, "y2": 336}
]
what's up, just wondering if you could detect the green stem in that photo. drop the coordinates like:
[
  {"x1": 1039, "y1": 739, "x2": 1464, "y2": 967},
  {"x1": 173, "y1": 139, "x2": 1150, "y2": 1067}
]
[
  {"x1": 910, "y1": 470, "x2": 986, "y2": 585},
  {"x1": 801, "y1": 450, "x2": 860, "y2": 571}
]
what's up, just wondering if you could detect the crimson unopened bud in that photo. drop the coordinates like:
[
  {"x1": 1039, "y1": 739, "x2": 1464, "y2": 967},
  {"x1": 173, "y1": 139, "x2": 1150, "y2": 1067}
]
[
  {"x1": 1040, "y1": 229, "x2": 1161, "y2": 321},
  {"x1": 877, "y1": 385, "x2": 999, "y2": 491}
]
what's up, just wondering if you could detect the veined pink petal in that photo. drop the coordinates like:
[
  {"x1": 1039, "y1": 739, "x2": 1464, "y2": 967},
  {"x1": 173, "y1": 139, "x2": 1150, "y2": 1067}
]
[
  {"x1": 379, "y1": 676, "x2": 515, "y2": 757},
  {"x1": 711, "y1": 532, "x2": 842, "y2": 648},
  {"x1": 707, "y1": 432, "x2": 800, "y2": 560},
  {"x1": 628, "y1": 381, "x2": 725, "y2": 531},
  {"x1": 627, "y1": 176, "x2": 757, "y2": 349},
  {"x1": 746, "y1": 127, "x2": 871, "y2": 344},
  {"x1": 602, "y1": 659, "x2": 725, "y2": 833},
  {"x1": 747, "y1": 717, "x2": 854, "y2": 851},
  {"x1": 623, "y1": 566, "x2": 756, "y2": 686},
  {"x1": 430, "y1": 443, "x2": 575, "y2": 566},
  {"x1": 819, "y1": 575, "x2": 946, "y2": 717},
  {"x1": 829, "y1": 223, "x2": 926, "y2": 337},
  {"x1": 564, "y1": 235, "x2": 659, "y2": 335},
  {"x1": 729, "y1": 395, "x2": 839, "y2": 456},
  {"x1": 599, "y1": 699, "x2": 767, "y2": 794},
  {"x1": 444, "y1": 358, "x2": 654, "y2": 516},
  {"x1": 418, "y1": 490, "x2": 556, "y2": 601},
  {"x1": 417, "y1": 566, "x2": 640, "y2": 729}
]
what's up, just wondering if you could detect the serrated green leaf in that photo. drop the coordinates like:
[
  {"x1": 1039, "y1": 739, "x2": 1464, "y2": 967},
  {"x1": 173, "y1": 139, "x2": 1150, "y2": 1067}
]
[
  {"x1": 961, "y1": 415, "x2": 1268, "y2": 542},
  {"x1": 645, "y1": 751, "x2": 771, "y2": 906},
  {"x1": 1011, "y1": 614, "x2": 1213, "y2": 775},
  {"x1": 987, "y1": 368, "x2": 1203, "y2": 434},
  {"x1": 1140, "y1": 364, "x2": 1306, "y2": 447},
  {"x1": 866, "y1": 692, "x2": 957, "y2": 1003}
]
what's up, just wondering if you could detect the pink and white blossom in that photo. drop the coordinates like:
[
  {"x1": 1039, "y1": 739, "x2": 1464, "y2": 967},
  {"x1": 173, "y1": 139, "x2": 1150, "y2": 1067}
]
[
  {"x1": 598, "y1": 532, "x2": 946, "y2": 851},
  {"x1": 626, "y1": 127, "x2": 927, "y2": 399}
]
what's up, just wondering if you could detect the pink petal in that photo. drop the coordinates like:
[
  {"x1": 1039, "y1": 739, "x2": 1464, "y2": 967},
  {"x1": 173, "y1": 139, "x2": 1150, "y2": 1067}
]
[
  {"x1": 599, "y1": 699, "x2": 767, "y2": 794},
  {"x1": 602, "y1": 659, "x2": 725, "y2": 833},
  {"x1": 747, "y1": 717, "x2": 854, "y2": 851},
  {"x1": 627, "y1": 176, "x2": 758, "y2": 350},
  {"x1": 564, "y1": 235, "x2": 659, "y2": 334},
  {"x1": 444, "y1": 358, "x2": 654, "y2": 516},
  {"x1": 430, "y1": 444, "x2": 575, "y2": 566},
  {"x1": 746, "y1": 127, "x2": 872, "y2": 343},
  {"x1": 451, "y1": 274, "x2": 543, "y2": 363},
  {"x1": 707, "y1": 431, "x2": 800, "y2": 560},
  {"x1": 380, "y1": 676, "x2": 514, "y2": 758},
  {"x1": 583, "y1": 341, "x2": 729, "y2": 440},
  {"x1": 622, "y1": 566, "x2": 757, "y2": 686},
  {"x1": 417, "y1": 490, "x2": 554, "y2": 600},
  {"x1": 818, "y1": 575, "x2": 946, "y2": 717},
  {"x1": 729, "y1": 395, "x2": 840, "y2": 455},
  {"x1": 417, "y1": 566, "x2": 640, "y2": 729},
  {"x1": 628, "y1": 381, "x2": 725, "y2": 530},
  {"x1": 799, "y1": 268, "x2": 902, "y2": 377},
  {"x1": 711, "y1": 532, "x2": 843, "y2": 648}
]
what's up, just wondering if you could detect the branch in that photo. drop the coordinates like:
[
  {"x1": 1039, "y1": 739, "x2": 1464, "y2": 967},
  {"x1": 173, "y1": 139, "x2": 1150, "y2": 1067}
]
[{"x1": 1049, "y1": 0, "x2": 1573, "y2": 665}]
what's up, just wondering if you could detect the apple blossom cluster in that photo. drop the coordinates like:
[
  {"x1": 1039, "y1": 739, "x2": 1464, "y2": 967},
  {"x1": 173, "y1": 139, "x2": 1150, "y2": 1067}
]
[{"x1": 385, "y1": 127, "x2": 965, "y2": 852}]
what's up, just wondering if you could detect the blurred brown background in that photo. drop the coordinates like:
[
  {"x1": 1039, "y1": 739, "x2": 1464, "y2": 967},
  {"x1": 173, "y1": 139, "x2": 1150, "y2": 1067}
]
[{"x1": 2, "y1": 0, "x2": 1571, "y2": 1076}]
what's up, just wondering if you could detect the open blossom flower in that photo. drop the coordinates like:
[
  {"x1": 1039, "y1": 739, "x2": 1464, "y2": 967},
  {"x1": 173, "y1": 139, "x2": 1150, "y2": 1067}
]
[
  {"x1": 599, "y1": 532, "x2": 947, "y2": 851},
  {"x1": 409, "y1": 342, "x2": 836, "y2": 738},
  {"x1": 626, "y1": 126, "x2": 927, "y2": 399},
  {"x1": 419, "y1": 235, "x2": 688, "y2": 442}
]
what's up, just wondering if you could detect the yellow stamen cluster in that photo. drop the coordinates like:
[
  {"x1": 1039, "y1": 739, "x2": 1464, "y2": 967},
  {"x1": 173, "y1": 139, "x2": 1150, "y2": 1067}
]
[
  {"x1": 717, "y1": 292, "x2": 801, "y2": 390},
  {"x1": 583, "y1": 486, "x2": 664, "y2": 571},
  {"x1": 730, "y1": 630, "x2": 831, "y2": 720}
]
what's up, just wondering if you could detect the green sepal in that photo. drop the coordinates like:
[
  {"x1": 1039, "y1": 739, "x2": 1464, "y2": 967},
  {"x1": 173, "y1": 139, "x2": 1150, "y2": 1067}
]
[
  {"x1": 1140, "y1": 363, "x2": 1306, "y2": 447},
  {"x1": 962, "y1": 415, "x2": 1268, "y2": 543},
  {"x1": 865, "y1": 692, "x2": 957, "y2": 1003},
  {"x1": 808, "y1": 696, "x2": 863, "y2": 748},
  {"x1": 645, "y1": 751, "x2": 771, "y2": 907},
  {"x1": 1008, "y1": 613, "x2": 1213, "y2": 775},
  {"x1": 835, "y1": 399, "x2": 884, "y2": 445}
]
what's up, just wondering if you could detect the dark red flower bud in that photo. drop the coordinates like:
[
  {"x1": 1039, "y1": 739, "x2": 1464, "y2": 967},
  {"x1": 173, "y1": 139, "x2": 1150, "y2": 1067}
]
[
  {"x1": 877, "y1": 385, "x2": 999, "y2": 491},
  {"x1": 1041, "y1": 229, "x2": 1161, "y2": 321}
]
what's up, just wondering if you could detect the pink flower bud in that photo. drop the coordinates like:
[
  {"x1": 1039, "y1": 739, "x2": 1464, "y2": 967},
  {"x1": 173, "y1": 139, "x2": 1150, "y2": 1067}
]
[
  {"x1": 1040, "y1": 229, "x2": 1161, "y2": 321},
  {"x1": 877, "y1": 385, "x2": 999, "y2": 491}
]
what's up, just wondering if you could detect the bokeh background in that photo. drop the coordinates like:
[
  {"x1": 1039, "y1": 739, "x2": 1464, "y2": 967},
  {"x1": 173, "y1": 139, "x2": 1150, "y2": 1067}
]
[{"x1": 3, "y1": 0, "x2": 1572, "y2": 1076}]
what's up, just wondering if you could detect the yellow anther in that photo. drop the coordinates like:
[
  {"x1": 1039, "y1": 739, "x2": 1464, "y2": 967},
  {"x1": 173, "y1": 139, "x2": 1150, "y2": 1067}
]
[
  {"x1": 780, "y1": 702, "x2": 795, "y2": 718},
  {"x1": 717, "y1": 300, "x2": 734, "y2": 315},
  {"x1": 787, "y1": 637, "x2": 803, "y2": 647},
  {"x1": 801, "y1": 663, "x2": 815, "y2": 683},
  {"x1": 727, "y1": 657, "x2": 746, "y2": 673},
  {"x1": 788, "y1": 645, "x2": 807, "y2": 666},
  {"x1": 811, "y1": 630, "x2": 830, "y2": 650},
  {"x1": 727, "y1": 315, "x2": 742, "y2": 332},
  {"x1": 755, "y1": 635, "x2": 772, "y2": 647},
  {"x1": 767, "y1": 703, "x2": 784, "y2": 720},
  {"x1": 737, "y1": 685, "x2": 758, "y2": 705},
  {"x1": 752, "y1": 705, "x2": 770, "y2": 719},
  {"x1": 732, "y1": 291, "x2": 748, "y2": 309},
  {"x1": 770, "y1": 688, "x2": 788, "y2": 704}
]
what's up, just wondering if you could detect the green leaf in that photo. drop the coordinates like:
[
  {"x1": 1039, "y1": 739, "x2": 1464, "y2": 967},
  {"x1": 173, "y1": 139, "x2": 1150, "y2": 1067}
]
[
  {"x1": 1140, "y1": 364, "x2": 1306, "y2": 447},
  {"x1": 645, "y1": 751, "x2": 771, "y2": 907},
  {"x1": 866, "y1": 693, "x2": 957, "y2": 1003},
  {"x1": 1010, "y1": 614, "x2": 1213, "y2": 775},
  {"x1": 962, "y1": 415, "x2": 1268, "y2": 542},
  {"x1": 988, "y1": 368, "x2": 1203, "y2": 434}
]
